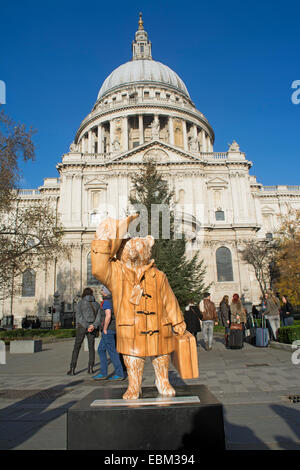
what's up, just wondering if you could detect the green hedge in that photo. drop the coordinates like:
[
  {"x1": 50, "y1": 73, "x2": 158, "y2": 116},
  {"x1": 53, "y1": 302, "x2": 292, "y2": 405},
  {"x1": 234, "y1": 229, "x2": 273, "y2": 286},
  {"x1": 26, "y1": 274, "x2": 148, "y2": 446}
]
[
  {"x1": 0, "y1": 329, "x2": 76, "y2": 342},
  {"x1": 278, "y1": 325, "x2": 300, "y2": 344}
]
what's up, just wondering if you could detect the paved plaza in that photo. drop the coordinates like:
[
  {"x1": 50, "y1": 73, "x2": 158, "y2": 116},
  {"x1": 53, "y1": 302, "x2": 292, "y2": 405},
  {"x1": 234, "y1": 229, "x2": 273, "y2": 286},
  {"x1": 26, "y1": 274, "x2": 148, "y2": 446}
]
[{"x1": 0, "y1": 334, "x2": 300, "y2": 450}]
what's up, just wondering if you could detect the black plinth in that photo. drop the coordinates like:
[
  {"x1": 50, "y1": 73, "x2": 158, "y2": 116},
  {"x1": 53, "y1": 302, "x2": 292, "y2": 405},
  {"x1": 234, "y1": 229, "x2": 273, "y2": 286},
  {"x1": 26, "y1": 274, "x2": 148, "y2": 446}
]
[{"x1": 67, "y1": 385, "x2": 225, "y2": 450}]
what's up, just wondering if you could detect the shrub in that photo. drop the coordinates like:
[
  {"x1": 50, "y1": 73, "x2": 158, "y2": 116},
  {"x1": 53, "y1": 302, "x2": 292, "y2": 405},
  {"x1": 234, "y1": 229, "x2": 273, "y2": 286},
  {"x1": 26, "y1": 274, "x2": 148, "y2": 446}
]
[
  {"x1": 278, "y1": 325, "x2": 300, "y2": 344},
  {"x1": 0, "y1": 328, "x2": 76, "y2": 342}
]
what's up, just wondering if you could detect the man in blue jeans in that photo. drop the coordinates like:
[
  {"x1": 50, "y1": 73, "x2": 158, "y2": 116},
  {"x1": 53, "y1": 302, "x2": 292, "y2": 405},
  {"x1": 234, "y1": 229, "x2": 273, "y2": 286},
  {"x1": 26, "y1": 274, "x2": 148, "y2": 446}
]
[{"x1": 93, "y1": 286, "x2": 125, "y2": 381}]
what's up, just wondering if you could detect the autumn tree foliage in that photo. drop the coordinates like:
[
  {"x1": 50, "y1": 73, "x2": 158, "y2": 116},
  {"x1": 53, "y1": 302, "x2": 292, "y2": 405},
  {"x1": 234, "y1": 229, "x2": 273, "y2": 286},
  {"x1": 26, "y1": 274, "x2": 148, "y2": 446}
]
[{"x1": 274, "y1": 208, "x2": 300, "y2": 304}]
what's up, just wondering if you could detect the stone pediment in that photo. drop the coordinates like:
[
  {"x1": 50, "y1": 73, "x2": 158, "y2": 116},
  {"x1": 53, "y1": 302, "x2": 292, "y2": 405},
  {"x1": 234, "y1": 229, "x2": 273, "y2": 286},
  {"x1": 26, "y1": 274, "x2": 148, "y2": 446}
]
[
  {"x1": 108, "y1": 141, "x2": 203, "y2": 165},
  {"x1": 84, "y1": 177, "x2": 107, "y2": 188},
  {"x1": 206, "y1": 177, "x2": 228, "y2": 189}
]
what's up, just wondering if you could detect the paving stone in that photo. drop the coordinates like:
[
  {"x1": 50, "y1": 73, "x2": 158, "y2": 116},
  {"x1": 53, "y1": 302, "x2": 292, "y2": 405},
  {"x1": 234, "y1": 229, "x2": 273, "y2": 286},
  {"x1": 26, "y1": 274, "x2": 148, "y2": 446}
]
[{"x1": 0, "y1": 339, "x2": 300, "y2": 449}]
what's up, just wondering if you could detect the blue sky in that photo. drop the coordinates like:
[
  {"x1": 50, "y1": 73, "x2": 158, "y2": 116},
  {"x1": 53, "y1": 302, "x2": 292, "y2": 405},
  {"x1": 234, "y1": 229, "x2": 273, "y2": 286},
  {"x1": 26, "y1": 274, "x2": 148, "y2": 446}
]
[{"x1": 1, "y1": 0, "x2": 299, "y2": 188}]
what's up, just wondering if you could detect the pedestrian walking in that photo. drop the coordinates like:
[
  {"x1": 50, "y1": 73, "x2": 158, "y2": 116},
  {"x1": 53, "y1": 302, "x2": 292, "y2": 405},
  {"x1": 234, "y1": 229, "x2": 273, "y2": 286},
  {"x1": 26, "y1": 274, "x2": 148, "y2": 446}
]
[
  {"x1": 199, "y1": 293, "x2": 218, "y2": 351},
  {"x1": 67, "y1": 287, "x2": 101, "y2": 376},
  {"x1": 264, "y1": 290, "x2": 281, "y2": 341},
  {"x1": 219, "y1": 295, "x2": 230, "y2": 347},
  {"x1": 93, "y1": 286, "x2": 125, "y2": 381},
  {"x1": 280, "y1": 295, "x2": 294, "y2": 327},
  {"x1": 184, "y1": 300, "x2": 203, "y2": 342}
]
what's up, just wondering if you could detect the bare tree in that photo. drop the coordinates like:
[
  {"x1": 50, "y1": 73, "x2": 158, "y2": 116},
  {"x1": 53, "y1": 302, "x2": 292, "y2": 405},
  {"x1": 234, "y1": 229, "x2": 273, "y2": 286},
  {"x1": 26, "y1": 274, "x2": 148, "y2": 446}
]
[
  {"x1": 0, "y1": 108, "x2": 67, "y2": 304},
  {"x1": 241, "y1": 239, "x2": 278, "y2": 296},
  {"x1": 0, "y1": 196, "x2": 68, "y2": 302},
  {"x1": 0, "y1": 106, "x2": 35, "y2": 210}
]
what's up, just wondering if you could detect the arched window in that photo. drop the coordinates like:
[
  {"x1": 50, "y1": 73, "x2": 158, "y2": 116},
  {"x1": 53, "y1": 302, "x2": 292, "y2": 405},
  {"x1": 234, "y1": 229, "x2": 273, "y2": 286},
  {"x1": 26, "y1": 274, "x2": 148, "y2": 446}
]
[
  {"x1": 22, "y1": 269, "x2": 36, "y2": 297},
  {"x1": 216, "y1": 247, "x2": 233, "y2": 282},
  {"x1": 87, "y1": 253, "x2": 101, "y2": 286},
  {"x1": 178, "y1": 189, "x2": 185, "y2": 204}
]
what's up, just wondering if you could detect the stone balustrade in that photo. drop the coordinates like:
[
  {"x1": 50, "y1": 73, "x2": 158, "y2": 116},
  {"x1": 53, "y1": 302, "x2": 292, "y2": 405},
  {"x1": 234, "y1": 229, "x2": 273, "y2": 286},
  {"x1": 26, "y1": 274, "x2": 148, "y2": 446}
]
[{"x1": 261, "y1": 185, "x2": 300, "y2": 192}]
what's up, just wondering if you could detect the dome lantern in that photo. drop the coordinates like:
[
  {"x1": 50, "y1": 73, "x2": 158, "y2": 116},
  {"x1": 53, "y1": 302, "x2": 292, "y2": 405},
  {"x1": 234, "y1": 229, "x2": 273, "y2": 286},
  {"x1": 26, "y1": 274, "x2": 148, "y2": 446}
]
[{"x1": 132, "y1": 12, "x2": 152, "y2": 61}]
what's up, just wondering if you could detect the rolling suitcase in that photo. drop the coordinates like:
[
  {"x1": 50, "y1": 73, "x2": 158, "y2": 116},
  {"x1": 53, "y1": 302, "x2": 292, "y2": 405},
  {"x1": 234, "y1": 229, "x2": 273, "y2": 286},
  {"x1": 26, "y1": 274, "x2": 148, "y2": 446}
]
[
  {"x1": 256, "y1": 314, "x2": 269, "y2": 347},
  {"x1": 229, "y1": 323, "x2": 243, "y2": 349}
]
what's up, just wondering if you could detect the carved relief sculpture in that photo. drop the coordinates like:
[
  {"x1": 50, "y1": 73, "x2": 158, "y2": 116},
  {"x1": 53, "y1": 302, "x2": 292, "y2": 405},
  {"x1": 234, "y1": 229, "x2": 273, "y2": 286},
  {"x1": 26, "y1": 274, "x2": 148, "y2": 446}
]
[
  {"x1": 112, "y1": 138, "x2": 120, "y2": 152},
  {"x1": 150, "y1": 116, "x2": 160, "y2": 140},
  {"x1": 91, "y1": 214, "x2": 186, "y2": 399},
  {"x1": 188, "y1": 136, "x2": 198, "y2": 153},
  {"x1": 228, "y1": 140, "x2": 240, "y2": 152}
]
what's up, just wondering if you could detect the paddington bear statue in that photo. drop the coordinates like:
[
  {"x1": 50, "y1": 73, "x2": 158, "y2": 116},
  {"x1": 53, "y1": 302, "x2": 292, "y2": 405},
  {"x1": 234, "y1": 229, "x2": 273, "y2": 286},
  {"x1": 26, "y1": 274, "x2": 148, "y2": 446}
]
[{"x1": 91, "y1": 214, "x2": 186, "y2": 400}]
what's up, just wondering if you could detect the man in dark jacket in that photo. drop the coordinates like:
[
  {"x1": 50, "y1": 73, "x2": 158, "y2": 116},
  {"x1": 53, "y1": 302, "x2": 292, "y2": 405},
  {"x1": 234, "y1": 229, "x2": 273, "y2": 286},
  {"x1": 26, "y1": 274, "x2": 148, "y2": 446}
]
[
  {"x1": 184, "y1": 300, "x2": 202, "y2": 342},
  {"x1": 281, "y1": 295, "x2": 294, "y2": 326},
  {"x1": 67, "y1": 287, "x2": 101, "y2": 376}
]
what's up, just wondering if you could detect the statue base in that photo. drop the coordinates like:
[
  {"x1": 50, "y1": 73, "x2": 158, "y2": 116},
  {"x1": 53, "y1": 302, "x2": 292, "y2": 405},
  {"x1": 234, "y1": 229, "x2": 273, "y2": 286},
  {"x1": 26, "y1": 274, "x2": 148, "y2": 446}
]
[{"x1": 67, "y1": 385, "x2": 225, "y2": 450}]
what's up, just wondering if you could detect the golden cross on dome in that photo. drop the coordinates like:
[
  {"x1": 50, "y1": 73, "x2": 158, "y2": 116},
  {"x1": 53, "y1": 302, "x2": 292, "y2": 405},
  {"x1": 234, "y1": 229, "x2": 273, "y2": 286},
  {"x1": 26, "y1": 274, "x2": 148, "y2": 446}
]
[{"x1": 138, "y1": 12, "x2": 144, "y2": 30}]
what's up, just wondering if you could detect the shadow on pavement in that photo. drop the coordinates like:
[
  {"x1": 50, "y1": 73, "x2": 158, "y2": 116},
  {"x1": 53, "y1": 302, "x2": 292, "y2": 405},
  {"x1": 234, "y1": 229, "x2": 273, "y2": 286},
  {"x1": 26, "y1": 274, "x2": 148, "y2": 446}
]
[
  {"x1": 0, "y1": 382, "x2": 82, "y2": 449},
  {"x1": 222, "y1": 408, "x2": 270, "y2": 450},
  {"x1": 270, "y1": 403, "x2": 300, "y2": 450}
]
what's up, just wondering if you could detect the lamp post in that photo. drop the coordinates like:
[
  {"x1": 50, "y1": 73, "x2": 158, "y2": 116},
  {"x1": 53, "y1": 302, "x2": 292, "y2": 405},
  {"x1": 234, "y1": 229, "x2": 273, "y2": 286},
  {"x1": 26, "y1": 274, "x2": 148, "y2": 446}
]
[
  {"x1": 72, "y1": 293, "x2": 81, "y2": 329},
  {"x1": 53, "y1": 291, "x2": 60, "y2": 330}
]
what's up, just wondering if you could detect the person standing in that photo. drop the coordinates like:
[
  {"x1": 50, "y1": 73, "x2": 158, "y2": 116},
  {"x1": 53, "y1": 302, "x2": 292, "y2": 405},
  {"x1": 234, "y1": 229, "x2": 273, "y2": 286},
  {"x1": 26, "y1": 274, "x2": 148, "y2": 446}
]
[
  {"x1": 219, "y1": 295, "x2": 230, "y2": 347},
  {"x1": 199, "y1": 293, "x2": 218, "y2": 351},
  {"x1": 93, "y1": 286, "x2": 125, "y2": 381},
  {"x1": 67, "y1": 287, "x2": 100, "y2": 376},
  {"x1": 184, "y1": 300, "x2": 203, "y2": 342},
  {"x1": 264, "y1": 289, "x2": 281, "y2": 340},
  {"x1": 280, "y1": 295, "x2": 294, "y2": 327},
  {"x1": 230, "y1": 294, "x2": 246, "y2": 325}
]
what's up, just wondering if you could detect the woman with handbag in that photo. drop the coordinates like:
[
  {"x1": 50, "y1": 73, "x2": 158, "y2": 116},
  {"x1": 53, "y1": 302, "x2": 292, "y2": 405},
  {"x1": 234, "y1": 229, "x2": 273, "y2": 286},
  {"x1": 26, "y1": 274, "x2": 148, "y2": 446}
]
[
  {"x1": 230, "y1": 293, "x2": 246, "y2": 325},
  {"x1": 67, "y1": 287, "x2": 101, "y2": 376}
]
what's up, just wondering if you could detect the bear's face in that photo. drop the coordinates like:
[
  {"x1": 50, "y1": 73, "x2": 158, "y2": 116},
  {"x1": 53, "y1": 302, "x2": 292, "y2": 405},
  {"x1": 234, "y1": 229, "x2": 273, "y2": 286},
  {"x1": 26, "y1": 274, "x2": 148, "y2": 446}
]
[{"x1": 118, "y1": 236, "x2": 154, "y2": 267}]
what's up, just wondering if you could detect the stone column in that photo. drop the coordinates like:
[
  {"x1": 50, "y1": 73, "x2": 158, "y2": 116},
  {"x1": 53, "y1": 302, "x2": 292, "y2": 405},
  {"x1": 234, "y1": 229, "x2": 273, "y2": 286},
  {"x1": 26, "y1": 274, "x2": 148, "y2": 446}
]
[
  {"x1": 201, "y1": 130, "x2": 206, "y2": 152},
  {"x1": 123, "y1": 116, "x2": 129, "y2": 151},
  {"x1": 139, "y1": 115, "x2": 144, "y2": 145},
  {"x1": 168, "y1": 117, "x2": 174, "y2": 145},
  {"x1": 182, "y1": 119, "x2": 188, "y2": 151},
  {"x1": 110, "y1": 120, "x2": 115, "y2": 152},
  {"x1": 97, "y1": 124, "x2": 102, "y2": 153},
  {"x1": 81, "y1": 136, "x2": 87, "y2": 153},
  {"x1": 88, "y1": 130, "x2": 92, "y2": 154},
  {"x1": 193, "y1": 124, "x2": 198, "y2": 139},
  {"x1": 206, "y1": 135, "x2": 211, "y2": 153}
]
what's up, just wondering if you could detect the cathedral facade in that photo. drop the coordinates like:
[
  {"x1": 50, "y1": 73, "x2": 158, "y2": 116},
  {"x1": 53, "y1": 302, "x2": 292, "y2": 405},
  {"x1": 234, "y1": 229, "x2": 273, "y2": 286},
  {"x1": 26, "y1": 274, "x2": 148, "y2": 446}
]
[{"x1": 3, "y1": 16, "x2": 300, "y2": 325}]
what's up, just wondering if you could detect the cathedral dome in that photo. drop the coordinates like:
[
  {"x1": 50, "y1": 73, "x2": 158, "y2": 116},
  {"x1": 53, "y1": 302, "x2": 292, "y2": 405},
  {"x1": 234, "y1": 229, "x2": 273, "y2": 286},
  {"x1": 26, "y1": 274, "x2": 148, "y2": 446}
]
[{"x1": 97, "y1": 59, "x2": 190, "y2": 100}]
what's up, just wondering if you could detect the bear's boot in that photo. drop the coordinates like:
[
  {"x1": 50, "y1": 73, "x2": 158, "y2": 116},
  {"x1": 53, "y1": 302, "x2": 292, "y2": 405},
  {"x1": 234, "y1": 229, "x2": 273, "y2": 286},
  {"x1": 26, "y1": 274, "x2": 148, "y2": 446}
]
[
  {"x1": 152, "y1": 354, "x2": 176, "y2": 397},
  {"x1": 122, "y1": 355, "x2": 145, "y2": 400}
]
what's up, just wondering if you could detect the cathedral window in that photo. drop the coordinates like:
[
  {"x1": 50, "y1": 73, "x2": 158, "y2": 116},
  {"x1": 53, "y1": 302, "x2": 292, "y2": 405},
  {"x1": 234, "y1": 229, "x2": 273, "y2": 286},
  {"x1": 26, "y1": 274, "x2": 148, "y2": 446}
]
[
  {"x1": 265, "y1": 232, "x2": 273, "y2": 241},
  {"x1": 87, "y1": 253, "x2": 101, "y2": 286},
  {"x1": 216, "y1": 246, "x2": 233, "y2": 282},
  {"x1": 215, "y1": 210, "x2": 225, "y2": 221},
  {"x1": 22, "y1": 269, "x2": 36, "y2": 297}
]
